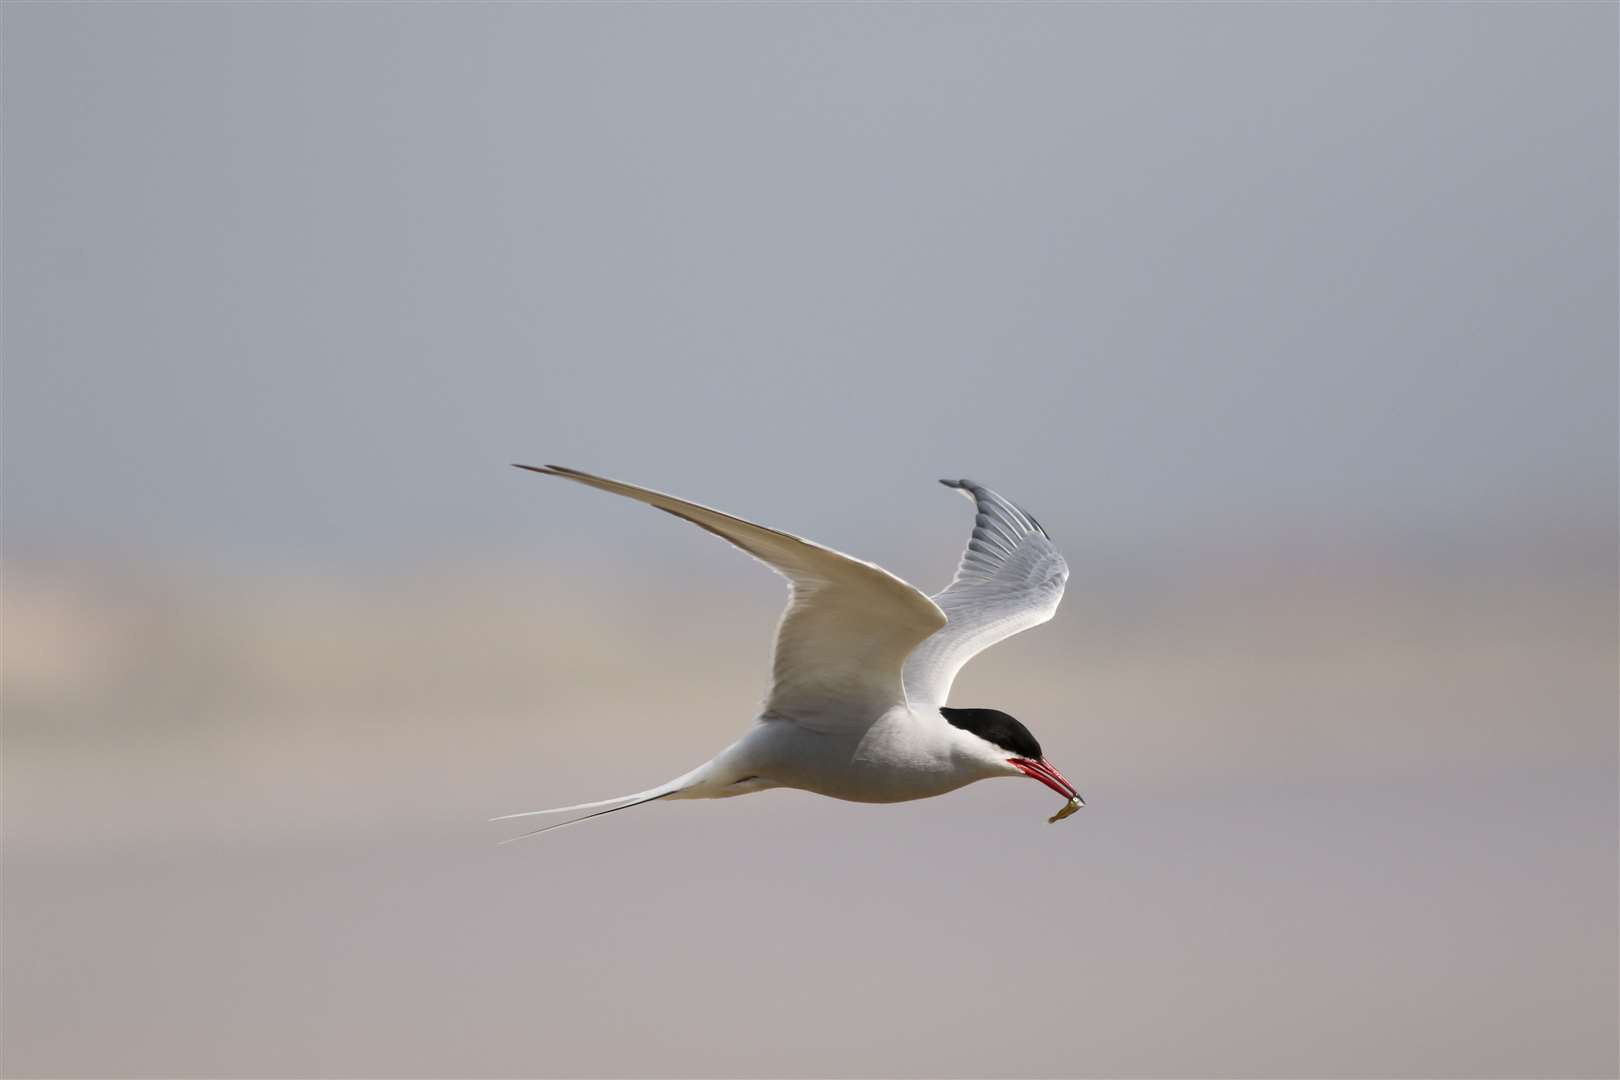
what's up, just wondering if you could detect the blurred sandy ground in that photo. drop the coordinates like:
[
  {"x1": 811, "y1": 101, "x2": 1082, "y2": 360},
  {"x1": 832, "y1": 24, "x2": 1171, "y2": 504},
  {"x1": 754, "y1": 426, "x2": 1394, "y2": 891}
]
[{"x1": 4, "y1": 540, "x2": 1614, "y2": 1078}]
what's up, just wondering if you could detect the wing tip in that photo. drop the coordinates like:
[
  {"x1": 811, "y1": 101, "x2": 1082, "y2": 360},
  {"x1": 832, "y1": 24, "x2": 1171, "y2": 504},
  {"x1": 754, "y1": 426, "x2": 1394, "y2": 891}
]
[{"x1": 939, "y1": 477, "x2": 1052, "y2": 539}]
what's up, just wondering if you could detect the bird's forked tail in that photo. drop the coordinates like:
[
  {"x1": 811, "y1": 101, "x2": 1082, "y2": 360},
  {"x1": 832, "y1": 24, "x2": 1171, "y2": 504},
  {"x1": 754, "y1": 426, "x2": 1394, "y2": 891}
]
[
  {"x1": 489, "y1": 784, "x2": 685, "y2": 843},
  {"x1": 492, "y1": 738, "x2": 772, "y2": 842},
  {"x1": 489, "y1": 761, "x2": 728, "y2": 843}
]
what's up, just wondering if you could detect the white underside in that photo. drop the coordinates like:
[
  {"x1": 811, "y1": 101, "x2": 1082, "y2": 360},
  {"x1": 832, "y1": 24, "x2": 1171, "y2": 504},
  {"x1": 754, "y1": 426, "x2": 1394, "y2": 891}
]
[
  {"x1": 664, "y1": 704, "x2": 1014, "y2": 805},
  {"x1": 494, "y1": 704, "x2": 1015, "y2": 838}
]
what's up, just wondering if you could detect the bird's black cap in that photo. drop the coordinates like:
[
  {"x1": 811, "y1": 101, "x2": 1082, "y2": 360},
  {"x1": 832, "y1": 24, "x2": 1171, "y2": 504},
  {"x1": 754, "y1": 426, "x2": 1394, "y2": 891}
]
[{"x1": 940, "y1": 707, "x2": 1043, "y2": 759}]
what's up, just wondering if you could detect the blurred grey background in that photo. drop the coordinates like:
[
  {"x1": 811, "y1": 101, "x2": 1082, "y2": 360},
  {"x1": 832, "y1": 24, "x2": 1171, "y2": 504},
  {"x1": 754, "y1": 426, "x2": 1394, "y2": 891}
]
[{"x1": 3, "y1": 3, "x2": 1615, "y2": 1077}]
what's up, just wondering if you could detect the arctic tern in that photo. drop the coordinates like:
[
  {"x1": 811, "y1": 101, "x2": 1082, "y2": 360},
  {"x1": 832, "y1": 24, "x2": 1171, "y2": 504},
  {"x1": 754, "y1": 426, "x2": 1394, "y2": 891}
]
[{"x1": 494, "y1": 465, "x2": 1082, "y2": 840}]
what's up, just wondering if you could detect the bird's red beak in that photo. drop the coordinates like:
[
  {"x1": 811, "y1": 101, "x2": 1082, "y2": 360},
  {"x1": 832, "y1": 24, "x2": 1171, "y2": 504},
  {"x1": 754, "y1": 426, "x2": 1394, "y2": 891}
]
[{"x1": 1009, "y1": 757, "x2": 1084, "y2": 806}]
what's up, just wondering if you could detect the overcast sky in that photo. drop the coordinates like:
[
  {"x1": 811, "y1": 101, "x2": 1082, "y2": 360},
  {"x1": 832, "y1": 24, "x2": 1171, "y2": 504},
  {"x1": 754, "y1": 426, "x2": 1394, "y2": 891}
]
[{"x1": 5, "y1": 2, "x2": 1615, "y2": 575}]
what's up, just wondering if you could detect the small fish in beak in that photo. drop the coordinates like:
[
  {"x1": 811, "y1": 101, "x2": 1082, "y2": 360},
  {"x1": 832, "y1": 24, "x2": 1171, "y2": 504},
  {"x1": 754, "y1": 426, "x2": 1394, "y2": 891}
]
[{"x1": 1048, "y1": 796, "x2": 1084, "y2": 824}]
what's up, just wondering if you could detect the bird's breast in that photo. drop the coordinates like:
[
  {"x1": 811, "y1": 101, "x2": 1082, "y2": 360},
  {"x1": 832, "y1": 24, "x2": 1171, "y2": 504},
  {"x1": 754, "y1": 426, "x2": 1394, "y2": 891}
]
[{"x1": 742, "y1": 712, "x2": 976, "y2": 804}]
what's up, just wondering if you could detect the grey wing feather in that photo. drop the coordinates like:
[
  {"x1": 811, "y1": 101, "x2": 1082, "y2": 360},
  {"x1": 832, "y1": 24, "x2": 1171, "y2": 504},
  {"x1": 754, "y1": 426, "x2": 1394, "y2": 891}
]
[{"x1": 902, "y1": 479, "x2": 1068, "y2": 706}]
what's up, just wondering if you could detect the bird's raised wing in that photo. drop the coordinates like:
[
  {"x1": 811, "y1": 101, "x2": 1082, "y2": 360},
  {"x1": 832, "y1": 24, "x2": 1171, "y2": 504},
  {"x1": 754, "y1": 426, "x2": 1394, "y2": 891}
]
[
  {"x1": 902, "y1": 479, "x2": 1068, "y2": 707},
  {"x1": 515, "y1": 466, "x2": 946, "y2": 727}
]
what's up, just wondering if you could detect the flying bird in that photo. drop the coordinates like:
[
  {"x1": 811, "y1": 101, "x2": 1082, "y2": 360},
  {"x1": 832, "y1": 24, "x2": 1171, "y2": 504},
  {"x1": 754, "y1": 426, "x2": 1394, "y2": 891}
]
[{"x1": 495, "y1": 465, "x2": 1081, "y2": 840}]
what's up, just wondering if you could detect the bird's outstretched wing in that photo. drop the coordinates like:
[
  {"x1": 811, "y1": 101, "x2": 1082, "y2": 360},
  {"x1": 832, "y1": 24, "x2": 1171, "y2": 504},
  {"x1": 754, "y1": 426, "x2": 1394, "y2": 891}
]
[
  {"x1": 515, "y1": 466, "x2": 946, "y2": 727},
  {"x1": 902, "y1": 479, "x2": 1068, "y2": 707}
]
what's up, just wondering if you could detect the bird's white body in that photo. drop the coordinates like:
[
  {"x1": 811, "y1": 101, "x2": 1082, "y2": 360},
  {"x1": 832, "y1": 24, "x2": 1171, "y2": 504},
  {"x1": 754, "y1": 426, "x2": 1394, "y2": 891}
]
[
  {"x1": 674, "y1": 706, "x2": 1018, "y2": 805},
  {"x1": 495, "y1": 466, "x2": 1081, "y2": 838}
]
